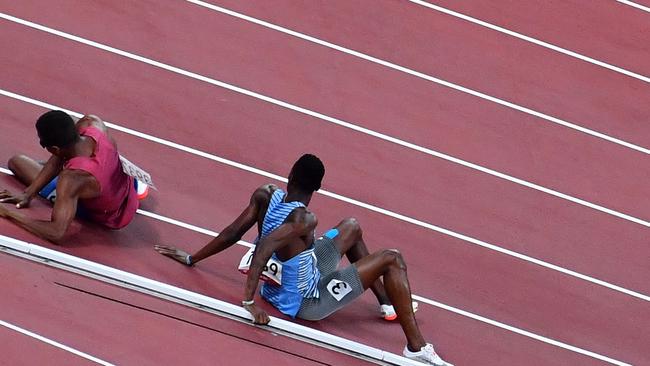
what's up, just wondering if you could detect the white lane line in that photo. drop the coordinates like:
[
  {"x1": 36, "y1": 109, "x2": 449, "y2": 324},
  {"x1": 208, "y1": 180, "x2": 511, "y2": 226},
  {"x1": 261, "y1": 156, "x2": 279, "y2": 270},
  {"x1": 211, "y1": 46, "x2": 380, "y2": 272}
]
[
  {"x1": 408, "y1": 0, "x2": 650, "y2": 81},
  {"x1": 0, "y1": 13, "x2": 650, "y2": 227},
  {"x1": 3, "y1": 11, "x2": 649, "y2": 159},
  {"x1": 0, "y1": 319, "x2": 115, "y2": 366},
  {"x1": 135, "y1": 209, "x2": 253, "y2": 248},
  {"x1": 0, "y1": 234, "x2": 634, "y2": 366},
  {"x1": 1, "y1": 91, "x2": 649, "y2": 303},
  {"x1": 1, "y1": 16, "x2": 649, "y2": 227},
  {"x1": 187, "y1": 0, "x2": 650, "y2": 84},
  {"x1": 409, "y1": 296, "x2": 631, "y2": 366},
  {"x1": 181, "y1": 1, "x2": 650, "y2": 145},
  {"x1": 2, "y1": 15, "x2": 649, "y2": 230},
  {"x1": 616, "y1": 0, "x2": 650, "y2": 13}
]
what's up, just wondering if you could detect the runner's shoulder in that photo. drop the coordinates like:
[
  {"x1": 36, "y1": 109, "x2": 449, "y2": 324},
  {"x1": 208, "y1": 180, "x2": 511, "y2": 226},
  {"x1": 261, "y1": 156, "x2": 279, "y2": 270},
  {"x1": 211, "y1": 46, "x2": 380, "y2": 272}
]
[
  {"x1": 76, "y1": 114, "x2": 108, "y2": 133},
  {"x1": 251, "y1": 184, "x2": 278, "y2": 202}
]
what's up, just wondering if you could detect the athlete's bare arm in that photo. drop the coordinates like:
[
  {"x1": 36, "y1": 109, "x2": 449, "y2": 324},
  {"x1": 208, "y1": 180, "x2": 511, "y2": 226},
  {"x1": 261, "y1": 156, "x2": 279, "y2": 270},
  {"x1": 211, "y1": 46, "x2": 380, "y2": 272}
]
[
  {"x1": 242, "y1": 208, "x2": 317, "y2": 324},
  {"x1": 0, "y1": 169, "x2": 97, "y2": 243},
  {"x1": 154, "y1": 184, "x2": 275, "y2": 265},
  {"x1": 1, "y1": 154, "x2": 63, "y2": 209}
]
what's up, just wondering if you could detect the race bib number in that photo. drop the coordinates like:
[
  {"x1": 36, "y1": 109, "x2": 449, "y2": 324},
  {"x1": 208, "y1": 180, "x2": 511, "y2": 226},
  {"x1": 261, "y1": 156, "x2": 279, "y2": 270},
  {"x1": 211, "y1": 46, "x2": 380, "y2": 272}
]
[
  {"x1": 326, "y1": 279, "x2": 352, "y2": 301},
  {"x1": 238, "y1": 246, "x2": 283, "y2": 286},
  {"x1": 119, "y1": 155, "x2": 156, "y2": 189}
]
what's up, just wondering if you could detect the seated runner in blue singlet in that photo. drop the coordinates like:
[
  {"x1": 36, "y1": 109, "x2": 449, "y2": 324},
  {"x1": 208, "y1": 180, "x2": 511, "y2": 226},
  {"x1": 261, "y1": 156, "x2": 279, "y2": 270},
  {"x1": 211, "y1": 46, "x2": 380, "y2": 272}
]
[
  {"x1": 259, "y1": 189, "x2": 365, "y2": 320},
  {"x1": 154, "y1": 154, "x2": 450, "y2": 365},
  {"x1": 259, "y1": 189, "x2": 320, "y2": 317}
]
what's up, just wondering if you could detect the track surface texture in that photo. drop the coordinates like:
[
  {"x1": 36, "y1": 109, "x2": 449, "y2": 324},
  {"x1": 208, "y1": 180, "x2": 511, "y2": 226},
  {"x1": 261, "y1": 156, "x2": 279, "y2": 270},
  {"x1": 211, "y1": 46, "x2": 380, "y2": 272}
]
[{"x1": 0, "y1": 1, "x2": 648, "y2": 365}]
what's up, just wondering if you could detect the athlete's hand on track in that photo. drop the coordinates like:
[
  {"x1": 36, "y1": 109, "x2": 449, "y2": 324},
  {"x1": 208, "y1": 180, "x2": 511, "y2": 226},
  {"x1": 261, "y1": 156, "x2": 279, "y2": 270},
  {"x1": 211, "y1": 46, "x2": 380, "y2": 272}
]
[
  {"x1": 0, "y1": 189, "x2": 32, "y2": 209},
  {"x1": 154, "y1": 244, "x2": 193, "y2": 266},
  {"x1": 244, "y1": 303, "x2": 270, "y2": 325}
]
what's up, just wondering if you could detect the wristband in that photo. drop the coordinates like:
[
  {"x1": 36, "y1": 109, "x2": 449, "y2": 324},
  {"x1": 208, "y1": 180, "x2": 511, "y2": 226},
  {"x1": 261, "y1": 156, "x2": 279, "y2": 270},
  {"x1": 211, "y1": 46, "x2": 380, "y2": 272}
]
[{"x1": 242, "y1": 299, "x2": 255, "y2": 306}]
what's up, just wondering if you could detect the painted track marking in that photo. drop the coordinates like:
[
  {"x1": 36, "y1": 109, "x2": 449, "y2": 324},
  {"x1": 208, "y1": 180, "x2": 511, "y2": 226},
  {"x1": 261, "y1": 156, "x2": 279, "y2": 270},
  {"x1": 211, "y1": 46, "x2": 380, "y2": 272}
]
[
  {"x1": 408, "y1": 0, "x2": 649, "y2": 81},
  {"x1": 0, "y1": 93, "x2": 648, "y2": 303},
  {"x1": 0, "y1": 234, "x2": 633, "y2": 366},
  {"x1": 616, "y1": 0, "x2": 650, "y2": 13},
  {"x1": 1, "y1": 14, "x2": 649, "y2": 227},
  {"x1": 0, "y1": 319, "x2": 115, "y2": 366},
  {"x1": 0, "y1": 4, "x2": 643, "y2": 365},
  {"x1": 188, "y1": 0, "x2": 650, "y2": 83},
  {"x1": 181, "y1": 0, "x2": 650, "y2": 153},
  {"x1": 0, "y1": 168, "x2": 643, "y2": 365},
  {"x1": 410, "y1": 296, "x2": 631, "y2": 366},
  {"x1": 0, "y1": 16, "x2": 648, "y2": 229}
]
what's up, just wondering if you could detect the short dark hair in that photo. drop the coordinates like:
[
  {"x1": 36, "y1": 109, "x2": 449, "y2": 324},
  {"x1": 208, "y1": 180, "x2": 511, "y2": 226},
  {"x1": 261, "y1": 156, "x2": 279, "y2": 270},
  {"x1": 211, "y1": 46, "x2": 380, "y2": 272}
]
[
  {"x1": 36, "y1": 110, "x2": 78, "y2": 148},
  {"x1": 289, "y1": 154, "x2": 325, "y2": 192}
]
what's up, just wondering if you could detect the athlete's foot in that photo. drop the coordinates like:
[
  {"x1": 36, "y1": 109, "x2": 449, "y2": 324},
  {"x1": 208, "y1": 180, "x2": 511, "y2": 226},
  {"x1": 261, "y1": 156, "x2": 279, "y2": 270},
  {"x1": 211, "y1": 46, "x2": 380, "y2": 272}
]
[
  {"x1": 403, "y1": 343, "x2": 453, "y2": 366},
  {"x1": 380, "y1": 301, "x2": 419, "y2": 321},
  {"x1": 136, "y1": 180, "x2": 150, "y2": 200},
  {"x1": 154, "y1": 244, "x2": 193, "y2": 266}
]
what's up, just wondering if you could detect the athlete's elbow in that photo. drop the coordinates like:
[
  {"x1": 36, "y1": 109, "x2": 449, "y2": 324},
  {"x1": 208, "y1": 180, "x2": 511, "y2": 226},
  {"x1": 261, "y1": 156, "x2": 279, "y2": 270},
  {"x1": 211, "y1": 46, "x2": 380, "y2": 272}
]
[
  {"x1": 44, "y1": 226, "x2": 68, "y2": 244},
  {"x1": 47, "y1": 233, "x2": 65, "y2": 244}
]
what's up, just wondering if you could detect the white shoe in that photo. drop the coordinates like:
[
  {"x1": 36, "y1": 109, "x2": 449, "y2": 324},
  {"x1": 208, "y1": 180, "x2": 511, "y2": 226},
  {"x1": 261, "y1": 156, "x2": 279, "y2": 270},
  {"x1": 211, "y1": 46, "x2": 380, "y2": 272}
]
[
  {"x1": 136, "y1": 180, "x2": 150, "y2": 200},
  {"x1": 403, "y1": 343, "x2": 453, "y2": 366},
  {"x1": 380, "y1": 301, "x2": 419, "y2": 321}
]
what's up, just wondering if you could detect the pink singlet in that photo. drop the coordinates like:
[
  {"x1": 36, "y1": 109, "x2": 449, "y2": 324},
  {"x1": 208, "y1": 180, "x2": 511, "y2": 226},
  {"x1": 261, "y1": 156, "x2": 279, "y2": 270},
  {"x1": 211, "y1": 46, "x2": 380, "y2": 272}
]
[{"x1": 64, "y1": 126, "x2": 138, "y2": 229}]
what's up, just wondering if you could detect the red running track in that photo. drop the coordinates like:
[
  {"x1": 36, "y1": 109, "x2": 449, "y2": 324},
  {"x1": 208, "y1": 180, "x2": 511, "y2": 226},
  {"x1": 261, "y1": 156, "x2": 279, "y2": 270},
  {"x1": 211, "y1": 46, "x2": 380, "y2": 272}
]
[
  {"x1": 1, "y1": 0, "x2": 649, "y2": 220},
  {"x1": 1, "y1": 324, "x2": 98, "y2": 366},
  {"x1": 197, "y1": 0, "x2": 650, "y2": 146},
  {"x1": 1, "y1": 5, "x2": 649, "y2": 293},
  {"x1": 0, "y1": 181, "x2": 611, "y2": 366},
  {"x1": 419, "y1": 0, "x2": 650, "y2": 76},
  {"x1": 0, "y1": 1, "x2": 648, "y2": 365},
  {"x1": 0, "y1": 252, "x2": 374, "y2": 366},
  {"x1": 1, "y1": 98, "x2": 647, "y2": 365},
  {"x1": 0, "y1": 15, "x2": 648, "y2": 295}
]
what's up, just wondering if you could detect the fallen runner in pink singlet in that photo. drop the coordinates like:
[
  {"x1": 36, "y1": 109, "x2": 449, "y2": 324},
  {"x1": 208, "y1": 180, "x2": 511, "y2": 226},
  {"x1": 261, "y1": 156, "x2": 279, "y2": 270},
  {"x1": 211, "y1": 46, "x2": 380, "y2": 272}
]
[{"x1": 0, "y1": 110, "x2": 142, "y2": 242}]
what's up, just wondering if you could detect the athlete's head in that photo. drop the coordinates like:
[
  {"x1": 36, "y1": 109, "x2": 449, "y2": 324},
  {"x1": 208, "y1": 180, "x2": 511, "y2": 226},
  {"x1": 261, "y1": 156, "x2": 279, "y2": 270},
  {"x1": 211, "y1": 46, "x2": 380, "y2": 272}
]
[
  {"x1": 36, "y1": 110, "x2": 79, "y2": 155},
  {"x1": 288, "y1": 154, "x2": 325, "y2": 193}
]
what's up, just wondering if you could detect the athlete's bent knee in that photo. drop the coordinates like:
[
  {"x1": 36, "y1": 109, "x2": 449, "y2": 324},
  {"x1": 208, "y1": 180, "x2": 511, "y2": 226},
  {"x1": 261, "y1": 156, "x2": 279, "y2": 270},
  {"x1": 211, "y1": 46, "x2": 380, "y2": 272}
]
[
  {"x1": 7, "y1": 154, "x2": 26, "y2": 173},
  {"x1": 383, "y1": 249, "x2": 407, "y2": 271},
  {"x1": 340, "y1": 217, "x2": 362, "y2": 237}
]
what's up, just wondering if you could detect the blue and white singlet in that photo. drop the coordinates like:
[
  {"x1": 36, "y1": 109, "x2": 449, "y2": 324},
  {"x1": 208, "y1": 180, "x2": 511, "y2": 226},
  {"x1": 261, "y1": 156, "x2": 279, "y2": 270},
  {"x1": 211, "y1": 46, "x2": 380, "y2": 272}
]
[{"x1": 259, "y1": 189, "x2": 320, "y2": 317}]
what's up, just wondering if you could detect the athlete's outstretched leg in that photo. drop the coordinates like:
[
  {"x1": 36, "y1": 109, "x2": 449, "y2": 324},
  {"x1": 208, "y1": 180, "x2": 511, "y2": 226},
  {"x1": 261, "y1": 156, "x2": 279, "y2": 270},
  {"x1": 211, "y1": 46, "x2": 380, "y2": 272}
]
[{"x1": 331, "y1": 218, "x2": 390, "y2": 306}]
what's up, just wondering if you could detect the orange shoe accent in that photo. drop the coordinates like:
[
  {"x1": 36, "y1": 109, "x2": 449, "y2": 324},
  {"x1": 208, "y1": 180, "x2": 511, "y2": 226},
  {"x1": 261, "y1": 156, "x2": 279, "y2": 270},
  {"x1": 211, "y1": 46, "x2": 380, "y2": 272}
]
[
  {"x1": 383, "y1": 313, "x2": 398, "y2": 321},
  {"x1": 136, "y1": 182, "x2": 150, "y2": 201},
  {"x1": 381, "y1": 301, "x2": 418, "y2": 321}
]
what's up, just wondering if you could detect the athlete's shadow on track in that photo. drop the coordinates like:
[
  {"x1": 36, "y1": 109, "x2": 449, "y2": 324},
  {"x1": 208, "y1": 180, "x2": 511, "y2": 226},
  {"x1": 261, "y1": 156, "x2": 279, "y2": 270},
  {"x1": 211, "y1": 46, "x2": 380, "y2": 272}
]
[{"x1": 65, "y1": 205, "x2": 162, "y2": 250}]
